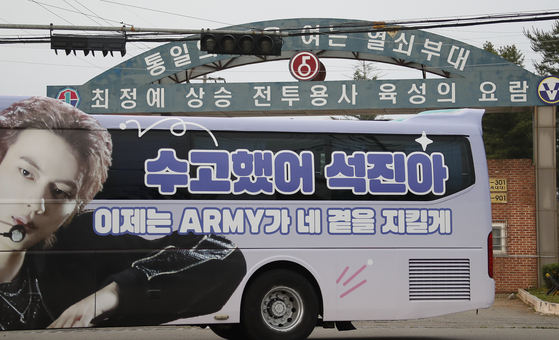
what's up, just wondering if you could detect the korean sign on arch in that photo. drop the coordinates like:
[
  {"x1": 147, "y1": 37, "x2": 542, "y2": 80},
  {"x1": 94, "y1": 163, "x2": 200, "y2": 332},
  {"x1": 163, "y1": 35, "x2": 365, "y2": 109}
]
[{"x1": 48, "y1": 17, "x2": 546, "y2": 114}]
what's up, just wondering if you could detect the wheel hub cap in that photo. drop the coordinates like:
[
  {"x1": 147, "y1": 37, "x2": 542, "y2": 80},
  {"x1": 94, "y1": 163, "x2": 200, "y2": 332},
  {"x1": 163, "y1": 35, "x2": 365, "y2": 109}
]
[{"x1": 260, "y1": 286, "x2": 303, "y2": 331}]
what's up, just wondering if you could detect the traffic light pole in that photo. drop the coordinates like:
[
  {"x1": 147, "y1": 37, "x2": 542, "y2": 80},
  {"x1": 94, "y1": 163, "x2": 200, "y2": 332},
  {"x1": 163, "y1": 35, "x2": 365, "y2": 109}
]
[{"x1": 0, "y1": 23, "x2": 289, "y2": 36}]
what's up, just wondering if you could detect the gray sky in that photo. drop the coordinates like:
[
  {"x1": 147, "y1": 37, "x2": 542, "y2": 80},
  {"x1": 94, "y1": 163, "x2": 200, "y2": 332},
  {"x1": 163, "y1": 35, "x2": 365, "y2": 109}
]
[{"x1": 1, "y1": 0, "x2": 558, "y2": 96}]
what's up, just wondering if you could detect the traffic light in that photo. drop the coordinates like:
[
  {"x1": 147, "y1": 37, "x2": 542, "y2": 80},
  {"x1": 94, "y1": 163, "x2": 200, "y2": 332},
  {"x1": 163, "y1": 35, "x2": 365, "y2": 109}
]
[
  {"x1": 200, "y1": 33, "x2": 282, "y2": 56},
  {"x1": 51, "y1": 34, "x2": 126, "y2": 57}
]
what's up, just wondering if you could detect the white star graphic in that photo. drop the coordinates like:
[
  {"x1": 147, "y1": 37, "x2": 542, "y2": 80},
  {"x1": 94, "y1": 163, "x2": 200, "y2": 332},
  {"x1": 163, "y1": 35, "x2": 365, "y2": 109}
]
[{"x1": 415, "y1": 131, "x2": 433, "y2": 151}]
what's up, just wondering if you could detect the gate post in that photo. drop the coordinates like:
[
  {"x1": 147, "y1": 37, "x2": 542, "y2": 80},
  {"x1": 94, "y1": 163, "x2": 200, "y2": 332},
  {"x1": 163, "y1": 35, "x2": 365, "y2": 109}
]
[{"x1": 534, "y1": 105, "x2": 558, "y2": 285}]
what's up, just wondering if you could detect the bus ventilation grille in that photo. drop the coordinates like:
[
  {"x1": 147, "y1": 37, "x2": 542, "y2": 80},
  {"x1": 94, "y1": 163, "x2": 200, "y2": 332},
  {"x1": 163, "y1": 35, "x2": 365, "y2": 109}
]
[{"x1": 409, "y1": 259, "x2": 471, "y2": 301}]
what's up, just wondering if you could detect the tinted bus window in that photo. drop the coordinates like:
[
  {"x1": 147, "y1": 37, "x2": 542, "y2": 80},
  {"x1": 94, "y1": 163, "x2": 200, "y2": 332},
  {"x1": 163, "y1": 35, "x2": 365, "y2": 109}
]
[{"x1": 97, "y1": 130, "x2": 474, "y2": 201}]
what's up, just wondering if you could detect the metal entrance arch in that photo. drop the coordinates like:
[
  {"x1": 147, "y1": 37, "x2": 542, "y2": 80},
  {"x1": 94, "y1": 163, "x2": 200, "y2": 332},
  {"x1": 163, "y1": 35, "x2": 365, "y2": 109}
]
[{"x1": 47, "y1": 18, "x2": 557, "y2": 268}]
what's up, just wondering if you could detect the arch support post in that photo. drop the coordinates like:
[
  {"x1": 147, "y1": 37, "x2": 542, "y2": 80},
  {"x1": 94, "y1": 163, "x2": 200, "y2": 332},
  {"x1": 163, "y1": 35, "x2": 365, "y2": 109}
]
[{"x1": 534, "y1": 105, "x2": 558, "y2": 285}]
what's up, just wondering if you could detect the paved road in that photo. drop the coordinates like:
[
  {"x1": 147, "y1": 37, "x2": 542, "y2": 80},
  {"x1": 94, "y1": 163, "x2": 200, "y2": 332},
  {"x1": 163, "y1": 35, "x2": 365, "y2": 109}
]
[{"x1": 2, "y1": 294, "x2": 558, "y2": 339}]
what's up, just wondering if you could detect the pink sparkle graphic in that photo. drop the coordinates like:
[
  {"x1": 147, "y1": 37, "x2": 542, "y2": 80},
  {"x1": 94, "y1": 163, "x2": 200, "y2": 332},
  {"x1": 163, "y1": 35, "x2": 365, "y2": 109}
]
[{"x1": 337, "y1": 264, "x2": 368, "y2": 298}]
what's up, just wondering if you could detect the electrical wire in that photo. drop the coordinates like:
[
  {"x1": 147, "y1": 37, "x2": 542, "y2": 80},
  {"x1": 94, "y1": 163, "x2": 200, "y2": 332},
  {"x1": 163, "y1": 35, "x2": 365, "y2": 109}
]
[
  {"x1": 28, "y1": 0, "x2": 124, "y2": 26},
  {"x1": 30, "y1": 0, "x2": 74, "y2": 25},
  {"x1": 276, "y1": 10, "x2": 559, "y2": 32},
  {"x1": 74, "y1": 0, "x2": 152, "y2": 51},
  {"x1": 288, "y1": 13, "x2": 559, "y2": 35},
  {"x1": 1, "y1": 10, "x2": 558, "y2": 44},
  {"x1": 63, "y1": 0, "x2": 103, "y2": 26},
  {"x1": 99, "y1": 0, "x2": 239, "y2": 28}
]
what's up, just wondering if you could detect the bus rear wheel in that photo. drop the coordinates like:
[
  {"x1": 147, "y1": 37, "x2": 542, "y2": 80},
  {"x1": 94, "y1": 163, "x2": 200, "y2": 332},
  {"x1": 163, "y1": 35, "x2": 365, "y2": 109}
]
[{"x1": 240, "y1": 269, "x2": 318, "y2": 340}]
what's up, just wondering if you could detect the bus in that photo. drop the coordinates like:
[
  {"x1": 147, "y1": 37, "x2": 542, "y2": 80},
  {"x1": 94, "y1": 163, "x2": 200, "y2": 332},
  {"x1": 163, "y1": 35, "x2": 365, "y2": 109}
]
[{"x1": 0, "y1": 97, "x2": 494, "y2": 339}]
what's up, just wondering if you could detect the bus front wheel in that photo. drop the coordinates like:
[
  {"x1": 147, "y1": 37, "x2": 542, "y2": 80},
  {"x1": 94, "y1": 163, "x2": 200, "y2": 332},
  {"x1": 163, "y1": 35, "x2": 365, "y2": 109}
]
[{"x1": 241, "y1": 269, "x2": 319, "y2": 340}]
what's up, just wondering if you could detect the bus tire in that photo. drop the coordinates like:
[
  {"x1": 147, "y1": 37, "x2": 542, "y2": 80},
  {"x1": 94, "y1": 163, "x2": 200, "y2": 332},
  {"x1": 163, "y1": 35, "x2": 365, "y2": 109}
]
[
  {"x1": 241, "y1": 269, "x2": 318, "y2": 340},
  {"x1": 209, "y1": 324, "x2": 244, "y2": 340}
]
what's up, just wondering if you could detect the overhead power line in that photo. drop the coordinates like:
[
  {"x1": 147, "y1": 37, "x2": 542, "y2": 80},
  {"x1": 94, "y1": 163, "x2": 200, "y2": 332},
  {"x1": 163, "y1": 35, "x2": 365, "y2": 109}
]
[
  {"x1": 283, "y1": 10, "x2": 559, "y2": 36},
  {"x1": 284, "y1": 10, "x2": 559, "y2": 32},
  {"x1": 0, "y1": 23, "x2": 288, "y2": 35},
  {"x1": 0, "y1": 10, "x2": 558, "y2": 45},
  {"x1": 98, "y1": 0, "x2": 236, "y2": 27}
]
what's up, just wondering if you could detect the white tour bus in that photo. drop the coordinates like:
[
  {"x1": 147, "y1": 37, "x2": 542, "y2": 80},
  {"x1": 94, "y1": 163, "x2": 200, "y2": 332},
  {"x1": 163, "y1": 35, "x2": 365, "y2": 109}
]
[{"x1": 0, "y1": 97, "x2": 493, "y2": 340}]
